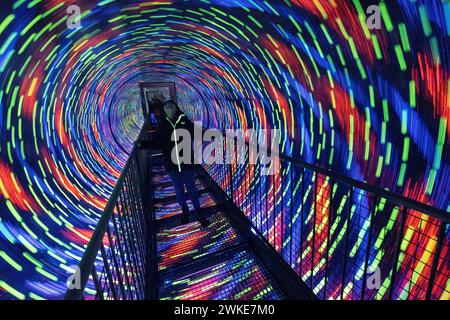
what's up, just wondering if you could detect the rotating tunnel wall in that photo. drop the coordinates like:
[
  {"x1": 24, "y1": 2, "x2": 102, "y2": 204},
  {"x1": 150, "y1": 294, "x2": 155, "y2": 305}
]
[{"x1": 0, "y1": 0, "x2": 449, "y2": 299}]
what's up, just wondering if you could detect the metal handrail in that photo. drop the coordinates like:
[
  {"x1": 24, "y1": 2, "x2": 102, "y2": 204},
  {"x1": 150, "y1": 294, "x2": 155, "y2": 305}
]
[
  {"x1": 64, "y1": 125, "x2": 148, "y2": 300},
  {"x1": 281, "y1": 154, "x2": 450, "y2": 223},
  {"x1": 64, "y1": 147, "x2": 136, "y2": 300},
  {"x1": 202, "y1": 129, "x2": 449, "y2": 300},
  {"x1": 212, "y1": 129, "x2": 449, "y2": 222}
]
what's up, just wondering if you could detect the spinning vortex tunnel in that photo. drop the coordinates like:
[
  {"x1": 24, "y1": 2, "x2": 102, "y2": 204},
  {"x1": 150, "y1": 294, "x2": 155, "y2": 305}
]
[{"x1": 0, "y1": 0, "x2": 449, "y2": 300}]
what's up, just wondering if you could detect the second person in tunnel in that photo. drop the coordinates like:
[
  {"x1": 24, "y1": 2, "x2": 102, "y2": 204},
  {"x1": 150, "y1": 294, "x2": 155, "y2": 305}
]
[{"x1": 156, "y1": 100, "x2": 208, "y2": 227}]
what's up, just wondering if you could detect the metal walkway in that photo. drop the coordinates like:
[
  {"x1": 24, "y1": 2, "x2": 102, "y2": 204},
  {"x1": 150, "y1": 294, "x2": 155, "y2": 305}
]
[{"x1": 150, "y1": 155, "x2": 285, "y2": 300}]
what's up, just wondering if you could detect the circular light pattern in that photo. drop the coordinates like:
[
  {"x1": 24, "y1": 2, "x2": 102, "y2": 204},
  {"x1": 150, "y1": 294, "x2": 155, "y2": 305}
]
[{"x1": 0, "y1": 0, "x2": 449, "y2": 299}]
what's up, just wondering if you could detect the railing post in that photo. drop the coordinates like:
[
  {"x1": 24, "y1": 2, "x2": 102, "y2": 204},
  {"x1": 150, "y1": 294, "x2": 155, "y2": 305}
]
[
  {"x1": 265, "y1": 167, "x2": 269, "y2": 241},
  {"x1": 425, "y1": 222, "x2": 446, "y2": 300},
  {"x1": 251, "y1": 162, "x2": 256, "y2": 227},
  {"x1": 246, "y1": 160, "x2": 250, "y2": 220},
  {"x1": 340, "y1": 185, "x2": 353, "y2": 300},
  {"x1": 388, "y1": 206, "x2": 407, "y2": 300},
  {"x1": 361, "y1": 195, "x2": 378, "y2": 300},
  {"x1": 289, "y1": 162, "x2": 294, "y2": 268},
  {"x1": 257, "y1": 162, "x2": 261, "y2": 231},
  {"x1": 311, "y1": 172, "x2": 318, "y2": 288},
  {"x1": 228, "y1": 163, "x2": 233, "y2": 201},
  {"x1": 323, "y1": 179, "x2": 334, "y2": 299},
  {"x1": 299, "y1": 167, "x2": 305, "y2": 275},
  {"x1": 280, "y1": 158, "x2": 285, "y2": 256},
  {"x1": 272, "y1": 170, "x2": 276, "y2": 248}
]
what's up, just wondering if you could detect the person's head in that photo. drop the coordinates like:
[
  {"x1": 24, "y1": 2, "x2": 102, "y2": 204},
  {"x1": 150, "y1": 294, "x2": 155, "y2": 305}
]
[{"x1": 163, "y1": 100, "x2": 178, "y2": 120}]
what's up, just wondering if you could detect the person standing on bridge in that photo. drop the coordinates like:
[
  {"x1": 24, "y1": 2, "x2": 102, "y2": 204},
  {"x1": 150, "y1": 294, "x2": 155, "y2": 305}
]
[{"x1": 156, "y1": 100, "x2": 208, "y2": 227}]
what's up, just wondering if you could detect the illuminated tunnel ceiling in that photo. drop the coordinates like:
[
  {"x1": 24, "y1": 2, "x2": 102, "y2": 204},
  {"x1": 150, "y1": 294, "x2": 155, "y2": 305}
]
[{"x1": 0, "y1": 0, "x2": 449, "y2": 299}]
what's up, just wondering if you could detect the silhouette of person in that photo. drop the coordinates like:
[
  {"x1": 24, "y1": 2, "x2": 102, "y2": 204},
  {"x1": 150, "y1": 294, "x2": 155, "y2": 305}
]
[{"x1": 156, "y1": 100, "x2": 207, "y2": 227}]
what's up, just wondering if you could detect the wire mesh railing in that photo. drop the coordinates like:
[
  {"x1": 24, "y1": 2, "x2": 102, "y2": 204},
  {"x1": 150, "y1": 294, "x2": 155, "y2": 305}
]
[
  {"x1": 203, "y1": 136, "x2": 449, "y2": 300},
  {"x1": 64, "y1": 135, "x2": 150, "y2": 300}
]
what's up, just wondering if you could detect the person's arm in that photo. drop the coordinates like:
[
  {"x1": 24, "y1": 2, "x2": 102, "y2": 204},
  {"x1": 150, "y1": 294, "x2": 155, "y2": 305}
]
[{"x1": 183, "y1": 116, "x2": 204, "y2": 165}]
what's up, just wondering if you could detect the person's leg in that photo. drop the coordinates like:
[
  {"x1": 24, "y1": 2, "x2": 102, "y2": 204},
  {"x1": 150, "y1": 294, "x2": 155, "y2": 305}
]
[
  {"x1": 183, "y1": 170, "x2": 201, "y2": 211},
  {"x1": 167, "y1": 171, "x2": 188, "y2": 207},
  {"x1": 183, "y1": 170, "x2": 208, "y2": 227},
  {"x1": 168, "y1": 171, "x2": 190, "y2": 223}
]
